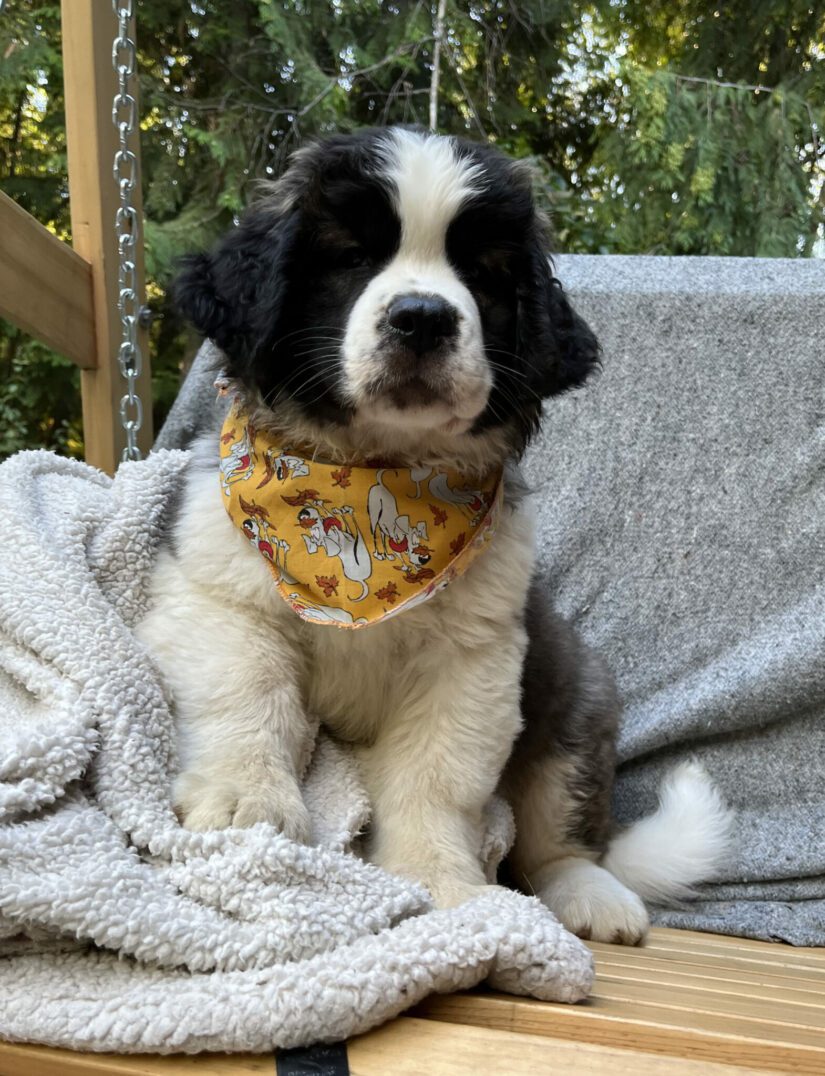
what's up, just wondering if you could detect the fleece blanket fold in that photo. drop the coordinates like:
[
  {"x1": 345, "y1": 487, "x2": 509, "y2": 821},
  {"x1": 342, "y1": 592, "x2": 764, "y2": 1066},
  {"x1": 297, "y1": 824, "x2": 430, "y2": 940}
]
[{"x1": 0, "y1": 449, "x2": 592, "y2": 1054}]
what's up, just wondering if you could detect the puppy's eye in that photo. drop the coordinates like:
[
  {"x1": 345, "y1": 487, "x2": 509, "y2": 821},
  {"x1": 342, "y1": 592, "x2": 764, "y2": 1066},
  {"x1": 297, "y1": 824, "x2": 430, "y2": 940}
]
[
  {"x1": 462, "y1": 262, "x2": 494, "y2": 288},
  {"x1": 462, "y1": 257, "x2": 514, "y2": 292},
  {"x1": 337, "y1": 247, "x2": 372, "y2": 270}
]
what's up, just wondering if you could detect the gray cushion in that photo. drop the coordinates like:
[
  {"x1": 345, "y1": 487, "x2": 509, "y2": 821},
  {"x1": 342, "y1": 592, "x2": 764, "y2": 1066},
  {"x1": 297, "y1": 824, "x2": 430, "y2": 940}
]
[{"x1": 525, "y1": 255, "x2": 825, "y2": 944}]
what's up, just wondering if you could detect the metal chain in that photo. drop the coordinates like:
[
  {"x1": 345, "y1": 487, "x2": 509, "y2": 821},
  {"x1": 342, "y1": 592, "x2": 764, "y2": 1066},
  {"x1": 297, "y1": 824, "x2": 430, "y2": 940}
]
[{"x1": 112, "y1": 0, "x2": 143, "y2": 462}]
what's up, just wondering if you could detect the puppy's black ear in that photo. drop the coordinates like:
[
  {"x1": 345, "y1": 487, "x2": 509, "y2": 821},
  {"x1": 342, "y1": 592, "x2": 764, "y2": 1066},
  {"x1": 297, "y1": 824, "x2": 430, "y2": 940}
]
[
  {"x1": 518, "y1": 240, "x2": 601, "y2": 397},
  {"x1": 174, "y1": 206, "x2": 301, "y2": 371}
]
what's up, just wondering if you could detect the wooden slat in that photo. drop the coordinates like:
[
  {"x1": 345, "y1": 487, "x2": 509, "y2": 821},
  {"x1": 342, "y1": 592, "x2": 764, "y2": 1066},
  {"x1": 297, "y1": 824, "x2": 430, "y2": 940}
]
[
  {"x1": 637, "y1": 945, "x2": 825, "y2": 981},
  {"x1": 591, "y1": 935, "x2": 825, "y2": 983},
  {"x1": 641, "y1": 930, "x2": 825, "y2": 973},
  {"x1": 594, "y1": 930, "x2": 825, "y2": 986},
  {"x1": 347, "y1": 1017, "x2": 773, "y2": 1075},
  {"x1": 592, "y1": 951, "x2": 825, "y2": 1004},
  {"x1": 413, "y1": 930, "x2": 825, "y2": 1074},
  {"x1": 0, "y1": 190, "x2": 96, "y2": 369},
  {"x1": 62, "y1": 0, "x2": 153, "y2": 473},
  {"x1": 414, "y1": 992, "x2": 825, "y2": 1074},
  {"x1": 590, "y1": 943, "x2": 825, "y2": 989},
  {"x1": 656, "y1": 928, "x2": 825, "y2": 961},
  {"x1": 0, "y1": 1019, "x2": 775, "y2": 1076},
  {"x1": 590, "y1": 975, "x2": 822, "y2": 1028},
  {"x1": 0, "y1": 1041, "x2": 270, "y2": 1075}
]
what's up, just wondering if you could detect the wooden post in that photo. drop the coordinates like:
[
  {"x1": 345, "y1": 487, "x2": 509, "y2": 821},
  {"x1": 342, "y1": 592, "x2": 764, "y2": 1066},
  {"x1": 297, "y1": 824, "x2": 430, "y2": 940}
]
[{"x1": 62, "y1": 0, "x2": 153, "y2": 474}]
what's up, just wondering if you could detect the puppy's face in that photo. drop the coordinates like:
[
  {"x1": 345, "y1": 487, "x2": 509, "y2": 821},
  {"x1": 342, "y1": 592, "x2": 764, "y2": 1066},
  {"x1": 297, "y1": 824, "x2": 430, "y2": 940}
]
[{"x1": 176, "y1": 127, "x2": 599, "y2": 459}]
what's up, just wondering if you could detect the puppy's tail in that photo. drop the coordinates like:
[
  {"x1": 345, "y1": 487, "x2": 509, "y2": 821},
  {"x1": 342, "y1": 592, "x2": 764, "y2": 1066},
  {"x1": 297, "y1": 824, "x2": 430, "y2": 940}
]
[{"x1": 601, "y1": 761, "x2": 734, "y2": 905}]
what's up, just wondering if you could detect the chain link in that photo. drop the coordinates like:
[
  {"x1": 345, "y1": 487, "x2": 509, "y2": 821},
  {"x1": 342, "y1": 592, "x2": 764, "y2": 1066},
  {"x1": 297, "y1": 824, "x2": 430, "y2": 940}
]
[{"x1": 111, "y1": 0, "x2": 143, "y2": 462}]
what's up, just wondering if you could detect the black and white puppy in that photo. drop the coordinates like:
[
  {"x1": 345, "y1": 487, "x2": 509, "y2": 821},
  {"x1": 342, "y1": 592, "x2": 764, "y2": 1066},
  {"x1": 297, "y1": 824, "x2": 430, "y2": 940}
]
[{"x1": 139, "y1": 127, "x2": 730, "y2": 942}]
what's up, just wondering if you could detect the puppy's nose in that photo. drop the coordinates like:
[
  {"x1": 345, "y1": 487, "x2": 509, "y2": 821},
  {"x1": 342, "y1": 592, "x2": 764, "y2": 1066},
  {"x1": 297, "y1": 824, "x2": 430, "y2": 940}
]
[{"x1": 386, "y1": 294, "x2": 458, "y2": 356}]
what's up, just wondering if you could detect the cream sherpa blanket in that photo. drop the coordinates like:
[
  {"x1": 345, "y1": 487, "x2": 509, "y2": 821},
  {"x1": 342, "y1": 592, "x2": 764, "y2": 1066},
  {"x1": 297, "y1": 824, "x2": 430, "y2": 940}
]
[{"x1": 0, "y1": 449, "x2": 592, "y2": 1054}]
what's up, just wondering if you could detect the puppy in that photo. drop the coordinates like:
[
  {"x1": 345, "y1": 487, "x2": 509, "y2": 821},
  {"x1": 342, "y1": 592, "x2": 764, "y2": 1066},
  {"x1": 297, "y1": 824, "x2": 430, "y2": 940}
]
[{"x1": 138, "y1": 127, "x2": 730, "y2": 942}]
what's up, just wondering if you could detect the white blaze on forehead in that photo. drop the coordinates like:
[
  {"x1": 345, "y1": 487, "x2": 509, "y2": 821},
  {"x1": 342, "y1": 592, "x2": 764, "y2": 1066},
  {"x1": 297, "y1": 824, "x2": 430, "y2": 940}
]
[
  {"x1": 377, "y1": 129, "x2": 485, "y2": 260},
  {"x1": 340, "y1": 129, "x2": 492, "y2": 432}
]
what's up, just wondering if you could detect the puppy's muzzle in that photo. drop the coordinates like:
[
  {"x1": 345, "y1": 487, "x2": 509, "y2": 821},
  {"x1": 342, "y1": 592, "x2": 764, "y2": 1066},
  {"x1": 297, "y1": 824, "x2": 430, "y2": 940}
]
[{"x1": 385, "y1": 293, "x2": 458, "y2": 357}]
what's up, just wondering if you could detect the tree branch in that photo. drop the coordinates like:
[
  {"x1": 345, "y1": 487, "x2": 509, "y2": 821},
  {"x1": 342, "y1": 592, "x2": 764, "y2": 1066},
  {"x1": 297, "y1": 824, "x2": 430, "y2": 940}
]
[{"x1": 429, "y1": 0, "x2": 447, "y2": 132}]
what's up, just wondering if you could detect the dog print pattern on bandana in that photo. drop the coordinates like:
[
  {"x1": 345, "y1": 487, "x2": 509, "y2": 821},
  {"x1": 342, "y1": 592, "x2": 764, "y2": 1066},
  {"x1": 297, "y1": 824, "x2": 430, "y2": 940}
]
[{"x1": 219, "y1": 405, "x2": 503, "y2": 628}]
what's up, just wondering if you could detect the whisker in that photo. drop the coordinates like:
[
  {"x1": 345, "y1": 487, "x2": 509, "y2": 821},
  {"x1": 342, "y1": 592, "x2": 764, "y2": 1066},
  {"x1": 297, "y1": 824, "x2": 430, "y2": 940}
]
[
  {"x1": 299, "y1": 383, "x2": 340, "y2": 410},
  {"x1": 269, "y1": 325, "x2": 345, "y2": 350},
  {"x1": 483, "y1": 374, "x2": 542, "y2": 427},
  {"x1": 264, "y1": 362, "x2": 340, "y2": 408},
  {"x1": 267, "y1": 352, "x2": 341, "y2": 390},
  {"x1": 482, "y1": 349, "x2": 533, "y2": 380},
  {"x1": 482, "y1": 356, "x2": 544, "y2": 403},
  {"x1": 292, "y1": 344, "x2": 345, "y2": 359},
  {"x1": 261, "y1": 359, "x2": 338, "y2": 407},
  {"x1": 496, "y1": 378, "x2": 544, "y2": 407},
  {"x1": 495, "y1": 382, "x2": 542, "y2": 420}
]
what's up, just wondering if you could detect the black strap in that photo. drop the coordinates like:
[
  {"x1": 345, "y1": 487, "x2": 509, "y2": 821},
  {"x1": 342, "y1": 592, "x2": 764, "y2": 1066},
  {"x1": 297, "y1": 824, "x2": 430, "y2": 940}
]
[{"x1": 275, "y1": 1041, "x2": 350, "y2": 1076}]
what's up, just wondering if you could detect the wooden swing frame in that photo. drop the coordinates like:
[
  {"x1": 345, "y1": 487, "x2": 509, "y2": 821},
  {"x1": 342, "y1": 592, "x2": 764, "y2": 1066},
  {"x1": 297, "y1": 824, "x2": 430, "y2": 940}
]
[{"x1": 0, "y1": 0, "x2": 152, "y2": 475}]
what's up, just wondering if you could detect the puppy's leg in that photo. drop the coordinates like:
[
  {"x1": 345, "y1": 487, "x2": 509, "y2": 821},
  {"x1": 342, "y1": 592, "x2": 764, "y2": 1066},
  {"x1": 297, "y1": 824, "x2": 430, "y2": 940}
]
[
  {"x1": 502, "y1": 590, "x2": 648, "y2": 943},
  {"x1": 137, "y1": 564, "x2": 313, "y2": 839},
  {"x1": 504, "y1": 753, "x2": 648, "y2": 944},
  {"x1": 358, "y1": 626, "x2": 526, "y2": 909}
]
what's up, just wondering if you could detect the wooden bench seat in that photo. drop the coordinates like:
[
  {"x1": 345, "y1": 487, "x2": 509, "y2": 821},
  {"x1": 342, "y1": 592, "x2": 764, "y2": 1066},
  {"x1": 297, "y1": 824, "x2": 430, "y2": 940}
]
[{"x1": 1, "y1": 929, "x2": 823, "y2": 1075}]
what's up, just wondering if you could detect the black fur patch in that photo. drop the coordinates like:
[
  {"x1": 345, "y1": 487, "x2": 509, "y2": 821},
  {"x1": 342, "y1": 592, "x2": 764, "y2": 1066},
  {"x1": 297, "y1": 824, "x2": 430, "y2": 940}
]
[{"x1": 174, "y1": 127, "x2": 600, "y2": 454}]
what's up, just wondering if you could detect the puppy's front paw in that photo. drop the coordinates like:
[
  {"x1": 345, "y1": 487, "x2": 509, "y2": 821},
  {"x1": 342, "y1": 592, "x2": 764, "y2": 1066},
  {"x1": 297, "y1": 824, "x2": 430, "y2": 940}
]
[
  {"x1": 175, "y1": 781, "x2": 234, "y2": 831},
  {"x1": 233, "y1": 787, "x2": 311, "y2": 842},
  {"x1": 536, "y1": 857, "x2": 649, "y2": 945},
  {"x1": 174, "y1": 770, "x2": 311, "y2": 842}
]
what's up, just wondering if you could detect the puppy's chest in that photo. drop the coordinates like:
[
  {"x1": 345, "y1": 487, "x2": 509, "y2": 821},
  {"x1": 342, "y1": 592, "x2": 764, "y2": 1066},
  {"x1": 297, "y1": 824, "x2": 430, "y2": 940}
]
[{"x1": 298, "y1": 504, "x2": 535, "y2": 743}]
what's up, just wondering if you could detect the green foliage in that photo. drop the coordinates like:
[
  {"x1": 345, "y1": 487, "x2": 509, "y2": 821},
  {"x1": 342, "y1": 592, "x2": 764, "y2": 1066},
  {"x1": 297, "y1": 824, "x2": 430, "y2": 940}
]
[
  {"x1": 591, "y1": 67, "x2": 820, "y2": 255},
  {"x1": 1, "y1": 0, "x2": 823, "y2": 460},
  {"x1": 0, "y1": 323, "x2": 81, "y2": 458},
  {"x1": 0, "y1": 2, "x2": 64, "y2": 221}
]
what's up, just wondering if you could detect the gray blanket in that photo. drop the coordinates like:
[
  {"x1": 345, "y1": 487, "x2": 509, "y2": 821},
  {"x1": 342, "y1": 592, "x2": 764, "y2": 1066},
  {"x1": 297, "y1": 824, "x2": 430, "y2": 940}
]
[
  {"x1": 529, "y1": 255, "x2": 825, "y2": 946},
  {"x1": 0, "y1": 449, "x2": 591, "y2": 1053},
  {"x1": 159, "y1": 254, "x2": 825, "y2": 946}
]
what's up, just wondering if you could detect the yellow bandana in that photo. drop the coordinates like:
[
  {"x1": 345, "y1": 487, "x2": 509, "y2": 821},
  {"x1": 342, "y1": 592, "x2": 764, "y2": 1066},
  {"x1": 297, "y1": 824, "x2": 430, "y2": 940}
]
[{"x1": 218, "y1": 405, "x2": 503, "y2": 628}]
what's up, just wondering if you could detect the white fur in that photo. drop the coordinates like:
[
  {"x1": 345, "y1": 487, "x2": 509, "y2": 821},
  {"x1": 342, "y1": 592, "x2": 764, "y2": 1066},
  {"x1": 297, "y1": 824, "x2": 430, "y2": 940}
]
[
  {"x1": 507, "y1": 754, "x2": 731, "y2": 942},
  {"x1": 602, "y1": 761, "x2": 735, "y2": 904},
  {"x1": 137, "y1": 456, "x2": 534, "y2": 909},
  {"x1": 342, "y1": 129, "x2": 491, "y2": 434},
  {"x1": 377, "y1": 128, "x2": 485, "y2": 258},
  {"x1": 137, "y1": 492, "x2": 314, "y2": 840},
  {"x1": 506, "y1": 753, "x2": 651, "y2": 943},
  {"x1": 533, "y1": 857, "x2": 650, "y2": 944}
]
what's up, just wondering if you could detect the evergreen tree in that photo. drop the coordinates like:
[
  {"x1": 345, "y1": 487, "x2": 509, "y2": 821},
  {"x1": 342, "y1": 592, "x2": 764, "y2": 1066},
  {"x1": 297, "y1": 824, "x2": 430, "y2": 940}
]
[{"x1": 1, "y1": 0, "x2": 822, "y2": 458}]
